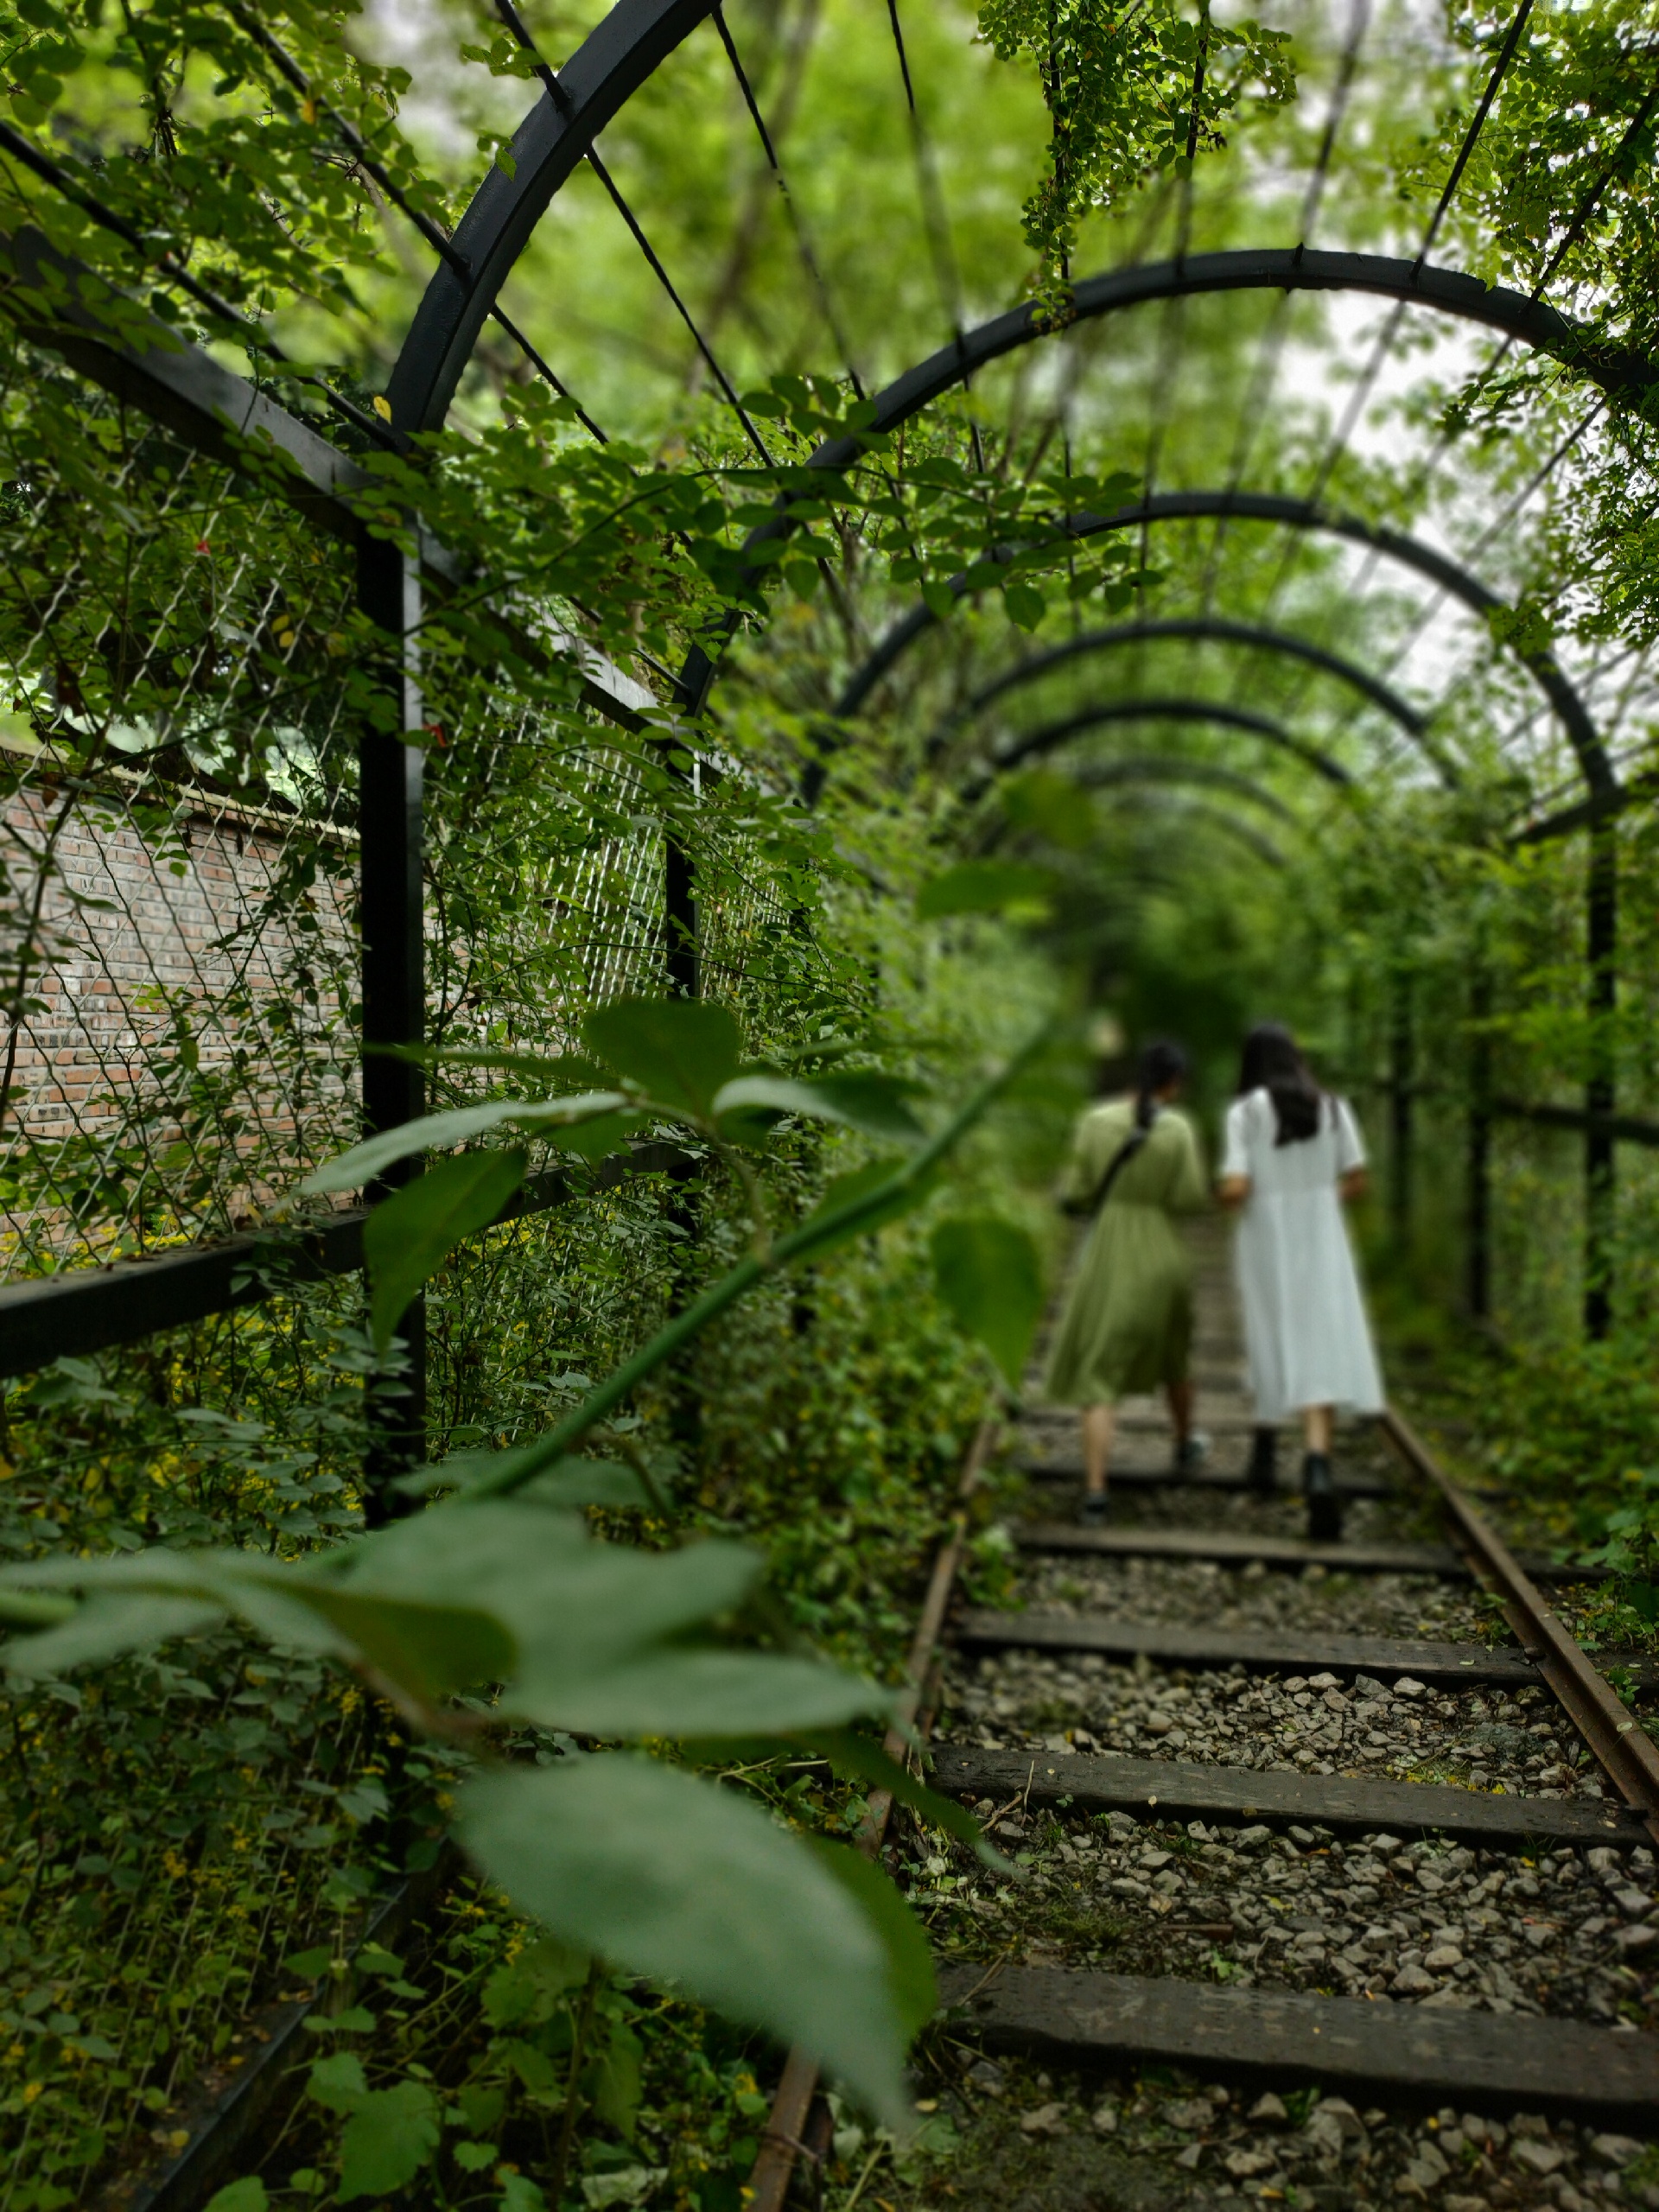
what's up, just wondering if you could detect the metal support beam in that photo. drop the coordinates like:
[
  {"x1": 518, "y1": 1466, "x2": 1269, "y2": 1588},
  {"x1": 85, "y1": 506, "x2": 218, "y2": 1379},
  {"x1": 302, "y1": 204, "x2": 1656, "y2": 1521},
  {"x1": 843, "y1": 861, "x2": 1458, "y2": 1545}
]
[
  {"x1": 1390, "y1": 972, "x2": 1414, "y2": 1248},
  {"x1": 1586, "y1": 823, "x2": 1618, "y2": 1337},
  {"x1": 931, "y1": 615, "x2": 1433, "y2": 770},
  {"x1": 819, "y1": 492, "x2": 1611, "y2": 804},
  {"x1": 1468, "y1": 965, "x2": 1493, "y2": 1321},
  {"x1": 963, "y1": 696, "x2": 1351, "y2": 800},
  {"x1": 356, "y1": 536, "x2": 428, "y2": 1516},
  {"x1": 385, "y1": 0, "x2": 719, "y2": 435}
]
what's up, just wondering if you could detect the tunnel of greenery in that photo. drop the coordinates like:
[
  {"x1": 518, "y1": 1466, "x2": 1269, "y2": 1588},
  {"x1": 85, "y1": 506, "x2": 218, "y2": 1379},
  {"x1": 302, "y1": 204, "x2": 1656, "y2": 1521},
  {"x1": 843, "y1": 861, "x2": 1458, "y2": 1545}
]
[{"x1": 3, "y1": 0, "x2": 1659, "y2": 2205}]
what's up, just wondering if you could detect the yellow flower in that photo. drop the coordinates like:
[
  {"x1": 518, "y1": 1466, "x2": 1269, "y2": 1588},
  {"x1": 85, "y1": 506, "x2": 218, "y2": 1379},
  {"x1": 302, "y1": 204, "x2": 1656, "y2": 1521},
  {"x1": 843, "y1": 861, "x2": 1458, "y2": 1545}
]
[{"x1": 22, "y1": 2082, "x2": 42, "y2": 2103}]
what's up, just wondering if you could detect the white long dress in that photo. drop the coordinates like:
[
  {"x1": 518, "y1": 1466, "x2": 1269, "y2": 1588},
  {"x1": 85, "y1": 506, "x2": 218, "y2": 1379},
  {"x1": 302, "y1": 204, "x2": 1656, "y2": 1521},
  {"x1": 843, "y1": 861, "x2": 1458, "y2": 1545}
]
[{"x1": 1222, "y1": 1087, "x2": 1384, "y2": 1423}]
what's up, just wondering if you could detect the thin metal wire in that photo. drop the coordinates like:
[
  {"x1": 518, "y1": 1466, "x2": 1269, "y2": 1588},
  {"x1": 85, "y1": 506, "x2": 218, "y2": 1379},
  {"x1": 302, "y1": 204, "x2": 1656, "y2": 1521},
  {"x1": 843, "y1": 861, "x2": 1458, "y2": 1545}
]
[
  {"x1": 1240, "y1": 0, "x2": 1537, "y2": 648},
  {"x1": 222, "y1": 3, "x2": 610, "y2": 441},
  {"x1": 1530, "y1": 72, "x2": 1659, "y2": 302},
  {"x1": 1197, "y1": 0, "x2": 1371, "y2": 618},
  {"x1": 492, "y1": 0, "x2": 776, "y2": 466},
  {"x1": 712, "y1": 3, "x2": 866, "y2": 400},
  {"x1": 0, "y1": 118, "x2": 396, "y2": 450},
  {"x1": 881, "y1": 0, "x2": 984, "y2": 471}
]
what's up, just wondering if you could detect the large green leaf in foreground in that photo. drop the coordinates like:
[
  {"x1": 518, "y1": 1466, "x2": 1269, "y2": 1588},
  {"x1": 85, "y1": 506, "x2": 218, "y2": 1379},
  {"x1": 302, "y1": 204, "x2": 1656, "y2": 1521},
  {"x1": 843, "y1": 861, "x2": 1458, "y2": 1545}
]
[{"x1": 461, "y1": 1755, "x2": 925, "y2": 2127}]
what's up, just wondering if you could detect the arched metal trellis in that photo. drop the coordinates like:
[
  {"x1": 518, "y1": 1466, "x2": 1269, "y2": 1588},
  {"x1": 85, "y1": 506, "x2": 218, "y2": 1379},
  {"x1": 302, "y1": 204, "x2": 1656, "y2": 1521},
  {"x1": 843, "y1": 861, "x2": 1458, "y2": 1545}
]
[
  {"x1": 825, "y1": 491, "x2": 1609, "y2": 792},
  {"x1": 962, "y1": 696, "x2": 1352, "y2": 799},
  {"x1": 927, "y1": 616, "x2": 1435, "y2": 772},
  {"x1": 8, "y1": 0, "x2": 1654, "y2": 1402}
]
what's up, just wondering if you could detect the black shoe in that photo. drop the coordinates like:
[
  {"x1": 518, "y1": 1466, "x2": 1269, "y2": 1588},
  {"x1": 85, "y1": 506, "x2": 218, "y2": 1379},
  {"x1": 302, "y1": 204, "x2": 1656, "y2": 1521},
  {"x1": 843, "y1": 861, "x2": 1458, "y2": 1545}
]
[
  {"x1": 1079, "y1": 1491, "x2": 1109, "y2": 1528},
  {"x1": 1172, "y1": 1432, "x2": 1210, "y2": 1478},
  {"x1": 1246, "y1": 1426, "x2": 1278, "y2": 1496},
  {"x1": 1303, "y1": 1452, "x2": 1343, "y2": 1542}
]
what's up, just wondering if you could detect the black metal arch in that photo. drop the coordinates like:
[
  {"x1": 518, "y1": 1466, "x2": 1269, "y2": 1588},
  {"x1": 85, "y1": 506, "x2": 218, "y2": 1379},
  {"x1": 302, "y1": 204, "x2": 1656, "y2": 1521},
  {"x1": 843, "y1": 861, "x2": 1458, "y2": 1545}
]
[
  {"x1": 979, "y1": 754, "x2": 1298, "y2": 847},
  {"x1": 389, "y1": 46, "x2": 1656, "y2": 454},
  {"x1": 1062, "y1": 790, "x2": 1290, "y2": 870},
  {"x1": 964, "y1": 697, "x2": 1351, "y2": 802},
  {"x1": 385, "y1": 0, "x2": 717, "y2": 435},
  {"x1": 1068, "y1": 755, "x2": 1298, "y2": 823},
  {"x1": 931, "y1": 616, "x2": 1433, "y2": 772},
  {"x1": 823, "y1": 491, "x2": 1610, "y2": 797},
  {"x1": 374, "y1": 26, "x2": 1624, "y2": 797}
]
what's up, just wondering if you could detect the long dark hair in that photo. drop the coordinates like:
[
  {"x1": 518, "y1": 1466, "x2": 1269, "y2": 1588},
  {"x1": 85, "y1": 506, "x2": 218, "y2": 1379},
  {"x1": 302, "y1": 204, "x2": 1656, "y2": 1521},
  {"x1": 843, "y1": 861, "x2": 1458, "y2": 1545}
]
[
  {"x1": 1135, "y1": 1039, "x2": 1188, "y2": 1129},
  {"x1": 1237, "y1": 1021, "x2": 1323, "y2": 1145}
]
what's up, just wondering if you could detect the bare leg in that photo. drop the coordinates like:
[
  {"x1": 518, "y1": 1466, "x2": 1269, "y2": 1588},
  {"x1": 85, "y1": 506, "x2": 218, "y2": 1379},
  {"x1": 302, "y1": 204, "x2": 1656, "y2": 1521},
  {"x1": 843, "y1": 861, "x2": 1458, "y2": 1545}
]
[
  {"x1": 1166, "y1": 1378, "x2": 1192, "y2": 1449},
  {"x1": 1303, "y1": 1404, "x2": 1334, "y2": 1454},
  {"x1": 1082, "y1": 1403, "x2": 1115, "y2": 1496}
]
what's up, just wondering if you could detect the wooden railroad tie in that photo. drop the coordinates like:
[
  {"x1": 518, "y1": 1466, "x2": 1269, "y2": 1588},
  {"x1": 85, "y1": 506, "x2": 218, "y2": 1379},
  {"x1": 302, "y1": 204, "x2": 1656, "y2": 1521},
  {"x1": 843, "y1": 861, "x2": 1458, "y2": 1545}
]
[
  {"x1": 1019, "y1": 1521, "x2": 1611, "y2": 1582},
  {"x1": 931, "y1": 1746, "x2": 1649, "y2": 1847},
  {"x1": 950, "y1": 1609, "x2": 1659, "y2": 1690},
  {"x1": 1012, "y1": 1454, "x2": 1395, "y2": 1498},
  {"x1": 935, "y1": 1965, "x2": 1659, "y2": 2123}
]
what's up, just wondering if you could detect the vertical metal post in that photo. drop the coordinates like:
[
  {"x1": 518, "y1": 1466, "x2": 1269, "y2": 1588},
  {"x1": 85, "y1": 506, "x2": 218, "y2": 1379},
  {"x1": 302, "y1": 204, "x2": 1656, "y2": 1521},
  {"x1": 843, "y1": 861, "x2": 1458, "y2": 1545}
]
[
  {"x1": 664, "y1": 830, "x2": 698, "y2": 998},
  {"x1": 1467, "y1": 963, "x2": 1491, "y2": 1322},
  {"x1": 1585, "y1": 822, "x2": 1617, "y2": 1338},
  {"x1": 1389, "y1": 971, "x2": 1413, "y2": 1248},
  {"x1": 356, "y1": 533, "x2": 426, "y2": 1515}
]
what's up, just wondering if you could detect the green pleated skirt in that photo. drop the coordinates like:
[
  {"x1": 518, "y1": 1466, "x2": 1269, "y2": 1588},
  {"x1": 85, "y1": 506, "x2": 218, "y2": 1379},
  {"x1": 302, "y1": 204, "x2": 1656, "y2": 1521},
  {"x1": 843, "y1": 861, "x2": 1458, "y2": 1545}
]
[{"x1": 1044, "y1": 1199, "x2": 1194, "y2": 1404}]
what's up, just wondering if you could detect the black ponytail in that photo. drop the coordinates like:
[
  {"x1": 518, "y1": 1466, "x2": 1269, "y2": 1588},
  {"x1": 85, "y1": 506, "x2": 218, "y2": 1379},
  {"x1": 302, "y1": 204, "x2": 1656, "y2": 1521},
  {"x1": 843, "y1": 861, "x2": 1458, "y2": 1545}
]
[
  {"x1": 1237, "y1": 1021, "x2": 1323, "y2": 1145},
  {"x1": 1135, "y1": 1039, "x2": 1188, "y2": 1129}
]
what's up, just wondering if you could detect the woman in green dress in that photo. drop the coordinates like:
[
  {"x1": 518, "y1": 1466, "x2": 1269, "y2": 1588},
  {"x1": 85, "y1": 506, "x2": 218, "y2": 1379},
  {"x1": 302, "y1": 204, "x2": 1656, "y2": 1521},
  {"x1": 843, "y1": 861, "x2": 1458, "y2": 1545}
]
[{"x1": 1045, "y1": 1039, "x2": 1208, "y2": 1523}]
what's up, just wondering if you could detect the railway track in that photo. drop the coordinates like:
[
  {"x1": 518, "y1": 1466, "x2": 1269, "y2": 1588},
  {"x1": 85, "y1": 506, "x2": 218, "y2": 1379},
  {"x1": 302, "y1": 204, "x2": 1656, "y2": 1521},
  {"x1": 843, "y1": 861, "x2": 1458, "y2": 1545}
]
[{"x1": 758, "y1": 1229, "x2": 1659, "y2": 2212}]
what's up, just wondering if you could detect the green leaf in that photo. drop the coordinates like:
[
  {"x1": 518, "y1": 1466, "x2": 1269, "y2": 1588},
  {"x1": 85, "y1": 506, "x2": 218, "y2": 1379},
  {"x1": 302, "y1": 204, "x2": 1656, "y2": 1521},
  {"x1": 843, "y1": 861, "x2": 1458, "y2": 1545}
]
[
  {"x1": 550, "y1": 1109, "x2": 646, "y2": 1162},
  {"x1": 388, "y1": 1045, "x2": 611, "y2": 1090},
  {"x1": 2, "y1": 1593, "x2": 225, "y2": 1678},
  {"x1": 582, "y1": 998, "x2": 743, "y2": 1118},
  {"x1": 712, "y1": 1072, "x2": 924, "y2": 1143},
  {"x1": 801, "y1": 1730, "x2": 1008, "y2": 1866},
  {"x1": 337, "y1": 2081, "x2": 441, "y2": 2201},
  {"x1": 281, "y1": 1585, "x2": 515, "y2": 1702},
  {"x1": 930, "y1": 1216, "x2": 1045, "y2": 1390},
  {"x1": 481, "y1": 1937, "x2": 589, "y2": 2028},
  {"x1": 588, "y1": 2023, "x2": 644, "y2": 2135},
  {"x1": 307, "y1": 2051, "x2": 367, "y2": 2113},
  {"x1": 505, "y1": 1649, "x2": 893, "y2": 1738},
  {"x1": 1001, "y1": 769, "x2": 1096, "y2": 852},
  {"x1": 331, "y1": 1507, "x2": 753, "y2": 1672},
  {"x1": 916, "y1": 861, "x2": 1053, "y2": 919},
  {"x1": 807, "y1": 1840, "x2": 936, "y2": 2040},
  {"x1": 0, "y1": 1592, "x2": 74, "y2": 1628},
  {"x1": 205, "y1": 2184, "x2": 270, "y2": 2212},
  {"x1": 920, "y1": 578, "x2": 959, "y2": 620},
  {"x1": 456, "y1": 2083, "x2": 507, "y2": 2134},
  {"x1": 459, "y1": 1756, "x2": 915, "y2": 2126},
  {"x1": 1003, "y1": 580, "x2": 1047, "y2": 630},
  {"x1": 301, "y1": 1094, "x2": 627, "y2": 1195},
  {"x1": 518, "y1": 1457, "x2": 654, "y2": 1509},
  {"x1": 282, "y1": 1947, "x2": 333, "y2": 1980},
  {"x1": 799, "y1": 1159, "x2": 931, "y2": 1248},
  {"x1": 365, "y1": 1148, "x2": 527, "y2": 1354}
]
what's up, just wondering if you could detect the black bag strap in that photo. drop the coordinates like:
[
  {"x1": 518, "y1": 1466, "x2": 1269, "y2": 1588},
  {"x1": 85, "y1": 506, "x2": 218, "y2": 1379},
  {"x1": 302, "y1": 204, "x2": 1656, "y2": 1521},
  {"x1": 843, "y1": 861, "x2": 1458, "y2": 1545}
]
[{"x1": 1069, "y1": 1111, "x2": 1157, "y2": 1219}]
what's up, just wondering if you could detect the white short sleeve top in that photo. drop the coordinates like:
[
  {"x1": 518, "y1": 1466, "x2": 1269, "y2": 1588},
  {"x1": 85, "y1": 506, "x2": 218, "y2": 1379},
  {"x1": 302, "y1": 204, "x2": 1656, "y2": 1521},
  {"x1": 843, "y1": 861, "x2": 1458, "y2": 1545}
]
[{"x1": 1222, "y1": 1088, "x2": 1367, "y2": 1191}]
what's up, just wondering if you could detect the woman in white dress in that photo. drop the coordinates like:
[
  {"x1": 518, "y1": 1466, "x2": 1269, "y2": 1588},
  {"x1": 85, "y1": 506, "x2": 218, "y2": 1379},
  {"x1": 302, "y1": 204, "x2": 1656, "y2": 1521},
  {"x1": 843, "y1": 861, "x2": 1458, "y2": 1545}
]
[{"x1": 1218, "y1": 1023, "x2": 1383, "y2": 1541}]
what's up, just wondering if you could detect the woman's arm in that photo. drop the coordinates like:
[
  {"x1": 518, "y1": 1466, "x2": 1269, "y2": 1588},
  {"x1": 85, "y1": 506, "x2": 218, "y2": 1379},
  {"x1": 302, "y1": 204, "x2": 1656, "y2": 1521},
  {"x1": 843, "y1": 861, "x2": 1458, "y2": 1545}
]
[
  {"x1": 1339, "y1": 1167, "x2": 1368, "y2": 1204},
  {"x1": 1217, "y1": 1098, "x2": 1251, "y2": 1209}
]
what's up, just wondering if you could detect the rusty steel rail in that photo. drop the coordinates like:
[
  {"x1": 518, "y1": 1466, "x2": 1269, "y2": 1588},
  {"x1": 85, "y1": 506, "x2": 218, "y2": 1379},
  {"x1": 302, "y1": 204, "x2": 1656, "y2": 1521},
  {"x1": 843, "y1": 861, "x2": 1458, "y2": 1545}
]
[
  {"x1": 747, "y1": 1418, "x2": 1000, "y2": 2212},
  {"x1": 1381, "y1": 1407, "x2": 1659, "y2": 1843}
]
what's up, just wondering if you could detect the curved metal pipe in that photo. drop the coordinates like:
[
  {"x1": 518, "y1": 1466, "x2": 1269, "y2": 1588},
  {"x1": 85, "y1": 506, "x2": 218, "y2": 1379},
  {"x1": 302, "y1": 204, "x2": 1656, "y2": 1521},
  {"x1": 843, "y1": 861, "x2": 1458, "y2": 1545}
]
[
  {"x1": 1067, "y1": 754, "x2": 1298, "y2": 821},
  {"x1": 935, "y1": 616, "x2": 1427, "y2": 751},
  {"x1": 961, "y1": 696, "x2": 1351, "y2": 804},
  {"x1": 818, "y1": 491, "x2": 1608, "y2": 798},
  {"x1": 374, "y1": 66, "x2": 1616, "y2": 792}
]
